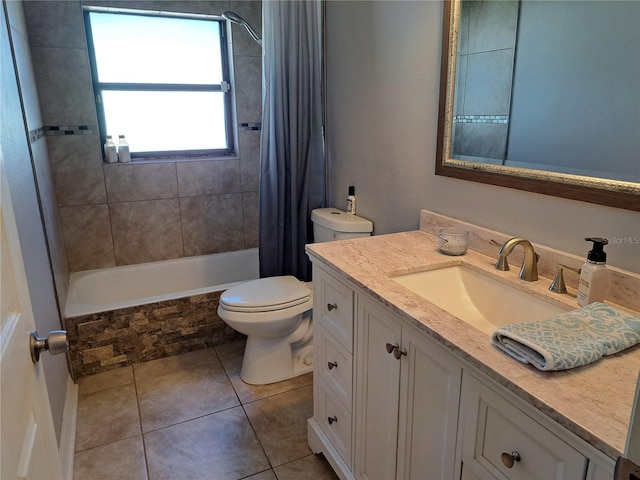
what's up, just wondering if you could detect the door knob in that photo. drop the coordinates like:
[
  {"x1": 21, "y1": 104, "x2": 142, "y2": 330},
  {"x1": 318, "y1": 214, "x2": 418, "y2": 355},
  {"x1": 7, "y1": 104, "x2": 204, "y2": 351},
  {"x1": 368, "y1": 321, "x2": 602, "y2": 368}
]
[{"x1": 30, "y1": 330, "x2": 69, "y2": 363}]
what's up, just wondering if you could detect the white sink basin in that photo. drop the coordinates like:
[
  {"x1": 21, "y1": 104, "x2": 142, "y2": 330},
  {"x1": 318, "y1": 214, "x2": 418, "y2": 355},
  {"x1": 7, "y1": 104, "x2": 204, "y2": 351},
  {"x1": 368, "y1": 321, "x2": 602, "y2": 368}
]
[{"x1": 391, "y1": 265, "x2": 566, "y2": 335}]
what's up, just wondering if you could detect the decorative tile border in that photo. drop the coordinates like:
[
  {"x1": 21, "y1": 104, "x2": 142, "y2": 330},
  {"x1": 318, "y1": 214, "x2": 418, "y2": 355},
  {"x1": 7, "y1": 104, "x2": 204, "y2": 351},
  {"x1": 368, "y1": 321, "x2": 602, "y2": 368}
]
[
  {"x1": 29, "y1": 126, "x2": 46, "y2": 144},
  {"x1": 45, "y1": 125, "x2": 96, "y2": 136},
  {"x1": 63, "y1": 290, "x2": 244, "y2": 378},
  {"x1": 240, "y1": 122, "x2": 261, "y2": 131},
  {"x1": 454, "y1": 115, "x2": 509, "y2": 125}
]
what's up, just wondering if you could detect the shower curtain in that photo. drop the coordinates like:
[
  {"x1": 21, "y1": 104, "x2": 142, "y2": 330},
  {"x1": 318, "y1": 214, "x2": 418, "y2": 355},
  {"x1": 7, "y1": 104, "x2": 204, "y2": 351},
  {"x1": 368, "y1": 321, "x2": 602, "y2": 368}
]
[{"x1": 259, "y1": 0, "x2": 325, "y2": 281}]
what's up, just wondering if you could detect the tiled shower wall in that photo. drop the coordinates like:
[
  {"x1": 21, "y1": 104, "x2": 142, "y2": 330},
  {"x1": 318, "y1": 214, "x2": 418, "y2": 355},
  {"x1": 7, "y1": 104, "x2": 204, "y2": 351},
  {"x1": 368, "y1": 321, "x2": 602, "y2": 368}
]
[
  {"x1": 23, "y1": 0, "x2": 262, "y2": 272},
  {"x1": 452, "y1": 0, "x2": 518, "y2": 162}
]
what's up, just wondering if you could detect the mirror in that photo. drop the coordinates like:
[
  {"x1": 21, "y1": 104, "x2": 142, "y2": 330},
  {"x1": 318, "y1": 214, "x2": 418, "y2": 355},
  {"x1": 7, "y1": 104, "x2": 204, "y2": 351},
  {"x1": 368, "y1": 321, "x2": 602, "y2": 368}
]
[{"x1": 436, "y1": 0, "x2": 640, "y2": 211}]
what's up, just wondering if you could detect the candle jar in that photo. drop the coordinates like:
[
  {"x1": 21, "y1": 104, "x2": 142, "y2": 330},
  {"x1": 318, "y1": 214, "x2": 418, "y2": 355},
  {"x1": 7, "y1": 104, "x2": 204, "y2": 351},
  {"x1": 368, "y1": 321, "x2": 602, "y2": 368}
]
[{"x1": 438, "y1": 228, "x2": 469, "y2": 256}]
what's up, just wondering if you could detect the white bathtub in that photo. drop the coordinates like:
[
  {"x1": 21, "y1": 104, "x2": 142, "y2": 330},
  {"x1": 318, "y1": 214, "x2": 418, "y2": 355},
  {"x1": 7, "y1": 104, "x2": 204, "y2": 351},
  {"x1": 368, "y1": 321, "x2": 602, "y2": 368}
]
[{"x1": 65, "y1": 248, "x2": 259, "y2": 318}]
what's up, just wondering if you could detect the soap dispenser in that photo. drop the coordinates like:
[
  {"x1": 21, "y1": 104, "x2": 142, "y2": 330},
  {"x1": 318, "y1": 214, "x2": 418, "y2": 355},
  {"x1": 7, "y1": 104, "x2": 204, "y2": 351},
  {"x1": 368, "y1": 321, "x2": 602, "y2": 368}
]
[{"x1": 577, "y1": 237, "x2": 609, "y2": 306}]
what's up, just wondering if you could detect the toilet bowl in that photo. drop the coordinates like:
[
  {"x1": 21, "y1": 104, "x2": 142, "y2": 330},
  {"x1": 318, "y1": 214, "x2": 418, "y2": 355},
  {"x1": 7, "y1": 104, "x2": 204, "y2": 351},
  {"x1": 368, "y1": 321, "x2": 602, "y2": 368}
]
[
  {"x1": 218, "y1": 276, "x2": 314, "y2": 384},
  {"x1": 218, "y1": 208, "x2": 373, "y2": 385}
]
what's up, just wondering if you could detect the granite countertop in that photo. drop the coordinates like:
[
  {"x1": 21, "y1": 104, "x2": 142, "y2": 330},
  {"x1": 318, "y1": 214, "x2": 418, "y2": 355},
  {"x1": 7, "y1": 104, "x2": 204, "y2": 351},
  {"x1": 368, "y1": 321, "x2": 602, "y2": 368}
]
[{"x1": 306, "y1": 230, "x2": 640, "y2": 460}]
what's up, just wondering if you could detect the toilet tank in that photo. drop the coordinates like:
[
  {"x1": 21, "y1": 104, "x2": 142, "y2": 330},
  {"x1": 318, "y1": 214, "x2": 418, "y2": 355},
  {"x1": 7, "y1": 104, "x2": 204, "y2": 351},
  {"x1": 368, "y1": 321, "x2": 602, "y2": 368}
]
[{"x1": 311, "y1": 208, "x2": 373, "y2": 243}]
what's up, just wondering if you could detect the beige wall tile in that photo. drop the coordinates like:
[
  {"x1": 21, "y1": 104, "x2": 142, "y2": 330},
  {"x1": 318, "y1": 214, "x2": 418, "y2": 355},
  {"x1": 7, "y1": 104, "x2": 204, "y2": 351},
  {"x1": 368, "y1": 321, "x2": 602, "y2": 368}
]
[
  {"x1": 110, "y1": 199, "x2": 183, "y2": 265},
  {"x1": 239, "y1": 129, "x2": 260, "y2": 192},
  {"x1": 31, "y1": 46, "x2": 96, "y2": 125},
  {"x1": 23, "y1": 1, "x2": 85, "y2": 48},
  {"x1": 105, "y1": 163, "x2": 178, "y2": 203},
  {"x1": 60, "y1": 204, "x2": 115, "y2": 271},
  {"x1": 48, "y1": 135, "x2": 107, "y2": 206},
  {"x1": 176, "y1": 159, "x2": 242, "y2": 197},
  {"x1": 159, "y1": 1, "x2": 227, "y2": 15},
  {"x1": 229, "y1": 0, "x2": 262, "y2": 57},
  {"x1": 243, "y1": 191, "x2": 259, "y2": 249},
  {"x1": 180, "y1": 194, "x2": 245, "y2": 256},
  {"x1": 234, "y1": 56, "x2": 262, "y2": 123}
]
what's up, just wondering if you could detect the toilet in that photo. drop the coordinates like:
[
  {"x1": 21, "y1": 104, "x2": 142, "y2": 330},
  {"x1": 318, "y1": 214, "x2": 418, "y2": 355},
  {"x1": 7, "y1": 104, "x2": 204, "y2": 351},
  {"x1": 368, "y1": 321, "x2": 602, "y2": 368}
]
[{"x1": 218, "y1": 208, "x2": 373, "y2": 385}]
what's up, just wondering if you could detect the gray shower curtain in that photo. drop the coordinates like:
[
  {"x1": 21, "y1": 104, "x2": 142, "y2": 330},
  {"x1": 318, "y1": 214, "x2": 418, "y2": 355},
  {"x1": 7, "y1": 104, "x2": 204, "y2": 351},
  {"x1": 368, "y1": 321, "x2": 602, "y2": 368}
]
[{"x1": 259, "y1": 0, "x2": 325, "y2": 281}]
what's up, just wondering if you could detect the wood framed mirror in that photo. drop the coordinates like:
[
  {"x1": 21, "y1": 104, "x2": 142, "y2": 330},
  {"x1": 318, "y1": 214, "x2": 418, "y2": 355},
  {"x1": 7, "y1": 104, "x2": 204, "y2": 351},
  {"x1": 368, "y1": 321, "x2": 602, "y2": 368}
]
[{"x1": 435, "y1": 0, "x2": 640, "y2": 211}]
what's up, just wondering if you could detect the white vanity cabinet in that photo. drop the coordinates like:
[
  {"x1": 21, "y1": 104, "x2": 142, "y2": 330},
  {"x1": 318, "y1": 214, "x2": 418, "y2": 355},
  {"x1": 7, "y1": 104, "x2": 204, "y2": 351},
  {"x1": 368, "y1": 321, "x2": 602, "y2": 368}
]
[
  {"x1": 355, "y1": 294, "x2": 463, "y2": 480},
  {"x1": 307, "y1": 261, "x2": 616, "y2": 480}
]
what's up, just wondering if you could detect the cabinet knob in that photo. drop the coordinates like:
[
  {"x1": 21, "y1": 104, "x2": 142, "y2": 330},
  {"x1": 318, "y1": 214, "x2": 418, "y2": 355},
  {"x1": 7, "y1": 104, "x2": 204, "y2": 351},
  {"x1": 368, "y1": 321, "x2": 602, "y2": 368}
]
[
  {"x1": 327, "y1": 361, "x2": 338, "y2": 370},
  {"x1": 393, "y1": 347, "x2": 407, "y2": 359},
  {"x1": 385, "y1": 342, "x2": 399, "y2": 354},
  {"x1": 501, "y1": 451, "x2": 521, "y2": 468},
  {"x1": 327, "y1": 303, "x2": 337, "y2": 312},
  {"x1": 327, "y1": 415, "x2": 338, "y2": 425}
]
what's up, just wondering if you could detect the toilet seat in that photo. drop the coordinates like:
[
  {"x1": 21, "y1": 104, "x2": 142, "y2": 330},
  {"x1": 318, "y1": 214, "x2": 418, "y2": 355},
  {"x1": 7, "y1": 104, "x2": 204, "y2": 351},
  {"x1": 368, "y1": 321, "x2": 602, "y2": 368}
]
[{"x1": 220, "y1": 276, "x2": 311, "y2": 313}]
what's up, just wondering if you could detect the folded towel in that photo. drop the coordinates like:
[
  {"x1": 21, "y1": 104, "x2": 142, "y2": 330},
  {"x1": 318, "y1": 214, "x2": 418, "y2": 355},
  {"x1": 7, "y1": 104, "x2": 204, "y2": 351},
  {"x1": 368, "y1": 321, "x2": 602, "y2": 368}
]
[{"x1": 492, "y1": 302, "x2": 640, "y2": 371}]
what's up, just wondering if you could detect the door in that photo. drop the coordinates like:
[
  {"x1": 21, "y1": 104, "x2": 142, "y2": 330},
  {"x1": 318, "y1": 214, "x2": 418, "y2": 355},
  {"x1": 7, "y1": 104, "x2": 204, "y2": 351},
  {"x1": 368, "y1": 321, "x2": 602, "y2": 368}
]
[{"x1": 1, "y1": 161, "x2": 63, "y2": 479}]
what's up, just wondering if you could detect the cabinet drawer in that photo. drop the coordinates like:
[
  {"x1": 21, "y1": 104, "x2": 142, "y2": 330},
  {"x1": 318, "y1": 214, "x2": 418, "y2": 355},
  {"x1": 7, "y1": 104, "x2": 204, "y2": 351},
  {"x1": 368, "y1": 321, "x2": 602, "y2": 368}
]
[
  {"x1": 314, "y1": 267, "x2": 354, "y2": 351},
  {"x1": 318, "y1": 377, "x2": 352, "y2": 468},
  {"x1": 317, "y1": 326, "x2": 353, "y2": 410},
  {"x1": 461, "y1": 374, "x2": 587, "y2": 480}
]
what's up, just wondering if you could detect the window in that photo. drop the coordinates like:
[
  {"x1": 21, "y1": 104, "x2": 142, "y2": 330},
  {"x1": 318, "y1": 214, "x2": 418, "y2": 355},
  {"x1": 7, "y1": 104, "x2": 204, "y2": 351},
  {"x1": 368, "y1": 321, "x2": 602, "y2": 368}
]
[{"x1": 84, "y1": 10, "x2": 234, "y2": 159}]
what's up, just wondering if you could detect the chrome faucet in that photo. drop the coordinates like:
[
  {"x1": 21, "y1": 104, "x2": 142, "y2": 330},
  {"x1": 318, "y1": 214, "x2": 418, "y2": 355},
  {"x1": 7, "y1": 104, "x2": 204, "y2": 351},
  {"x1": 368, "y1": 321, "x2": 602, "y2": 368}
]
[{"x1": 495, "y1": 237, "x2": 539, "y2": 281}]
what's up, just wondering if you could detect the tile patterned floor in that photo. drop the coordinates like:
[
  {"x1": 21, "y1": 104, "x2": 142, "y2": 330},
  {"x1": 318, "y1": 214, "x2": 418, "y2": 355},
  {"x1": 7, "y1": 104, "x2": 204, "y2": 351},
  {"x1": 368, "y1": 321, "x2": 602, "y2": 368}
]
[{"x1": 73, "y1": 340, "x2": 338, "y2": 480}]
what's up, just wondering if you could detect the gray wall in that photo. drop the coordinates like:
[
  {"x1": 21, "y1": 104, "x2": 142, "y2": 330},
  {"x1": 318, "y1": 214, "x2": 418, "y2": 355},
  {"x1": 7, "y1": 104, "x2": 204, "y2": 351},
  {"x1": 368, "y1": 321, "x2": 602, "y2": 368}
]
[
  {"x1": 3, "y1": 0, "x2": 69, "y2": 444},
  {"x1": 326, "y1": 1, "x2": 639, "y2": 273},
  {"x1": 23, "y1": 0, "x2": 262, "y2": 272}
]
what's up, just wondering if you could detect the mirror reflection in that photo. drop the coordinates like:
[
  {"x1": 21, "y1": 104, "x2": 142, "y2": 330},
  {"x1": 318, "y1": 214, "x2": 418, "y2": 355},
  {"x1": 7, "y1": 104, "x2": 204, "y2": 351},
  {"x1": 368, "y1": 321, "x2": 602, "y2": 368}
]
[{"x1": 450, "y1": 0, "x2": 639, "y2": 184}]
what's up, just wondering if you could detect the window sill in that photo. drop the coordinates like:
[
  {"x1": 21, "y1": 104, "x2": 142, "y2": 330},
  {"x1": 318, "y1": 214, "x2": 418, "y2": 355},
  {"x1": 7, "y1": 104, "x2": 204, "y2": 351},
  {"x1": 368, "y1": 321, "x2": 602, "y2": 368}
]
[{"x1": 103, "y1": 153, "x2": 239, "y2": 166}]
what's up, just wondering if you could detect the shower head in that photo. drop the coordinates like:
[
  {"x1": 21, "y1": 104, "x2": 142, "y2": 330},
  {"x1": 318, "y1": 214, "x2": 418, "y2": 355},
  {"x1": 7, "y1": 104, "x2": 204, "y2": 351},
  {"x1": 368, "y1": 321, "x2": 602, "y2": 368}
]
[
  {"x1": 222, "y1": 11, "x2": 262, "y2": 46},
  {"x1": 222, "y1": 11, "x2": 245, "y2": 24}
]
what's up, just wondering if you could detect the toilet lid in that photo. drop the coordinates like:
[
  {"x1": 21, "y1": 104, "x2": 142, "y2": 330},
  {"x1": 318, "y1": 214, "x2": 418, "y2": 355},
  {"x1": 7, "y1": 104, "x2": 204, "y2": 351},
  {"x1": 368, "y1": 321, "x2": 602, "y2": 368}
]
[{"x1": 220, "y1": 276, "x2": 311, "y2": 312}]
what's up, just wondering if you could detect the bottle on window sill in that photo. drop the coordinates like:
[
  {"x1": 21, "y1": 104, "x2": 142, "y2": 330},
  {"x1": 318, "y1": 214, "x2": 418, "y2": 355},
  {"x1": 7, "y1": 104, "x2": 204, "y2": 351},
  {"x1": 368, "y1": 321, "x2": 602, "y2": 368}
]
[
  {"x1": 117, "y1": 135, "x2": 131, "y2": 163},
  {"x1": 103, "y1": 135, "x2": 118, "y2": 164}
]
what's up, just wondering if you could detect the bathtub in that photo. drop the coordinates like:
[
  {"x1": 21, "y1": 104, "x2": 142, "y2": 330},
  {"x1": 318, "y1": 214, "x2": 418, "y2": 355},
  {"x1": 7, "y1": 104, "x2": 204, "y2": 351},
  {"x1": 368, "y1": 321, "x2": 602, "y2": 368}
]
[
  {"x1": 65, "y1": 248, "x2": 259, "y2": 318},
  {"x1": 63, "y1": 248, "x2": 259, "y2": 377}
]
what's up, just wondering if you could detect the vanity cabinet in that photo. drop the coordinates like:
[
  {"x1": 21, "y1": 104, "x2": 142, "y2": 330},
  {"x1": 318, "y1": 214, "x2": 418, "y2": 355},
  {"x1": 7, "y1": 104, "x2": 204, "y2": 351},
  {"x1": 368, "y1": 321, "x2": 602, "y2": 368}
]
[
  {"x1": 355, "y1": 294, "x2": 463, "y2": 480},
  {"x1": 308, "y1": 261, "x2": 616, "y2": 480}
]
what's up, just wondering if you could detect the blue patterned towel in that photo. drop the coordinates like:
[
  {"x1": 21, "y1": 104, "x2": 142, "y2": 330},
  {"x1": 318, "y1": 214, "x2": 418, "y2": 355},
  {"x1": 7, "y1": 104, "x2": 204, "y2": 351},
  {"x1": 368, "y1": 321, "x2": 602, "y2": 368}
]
[{"x1": 492, "y1": 302, "x2": 640, "y2": 371}]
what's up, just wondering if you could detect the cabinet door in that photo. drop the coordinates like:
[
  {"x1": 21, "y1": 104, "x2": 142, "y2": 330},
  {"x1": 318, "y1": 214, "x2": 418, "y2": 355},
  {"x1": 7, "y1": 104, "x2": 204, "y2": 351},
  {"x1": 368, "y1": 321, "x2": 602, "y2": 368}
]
[
  {"x1": 355, "y1": 297, "x2": 402, "y2": 480},
  {"x1": 396, "y1": 327, "x2": 463, "y2": 480},
  {"x1": 460, "y1": 373, "x2": 587, "y2": 480}
]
